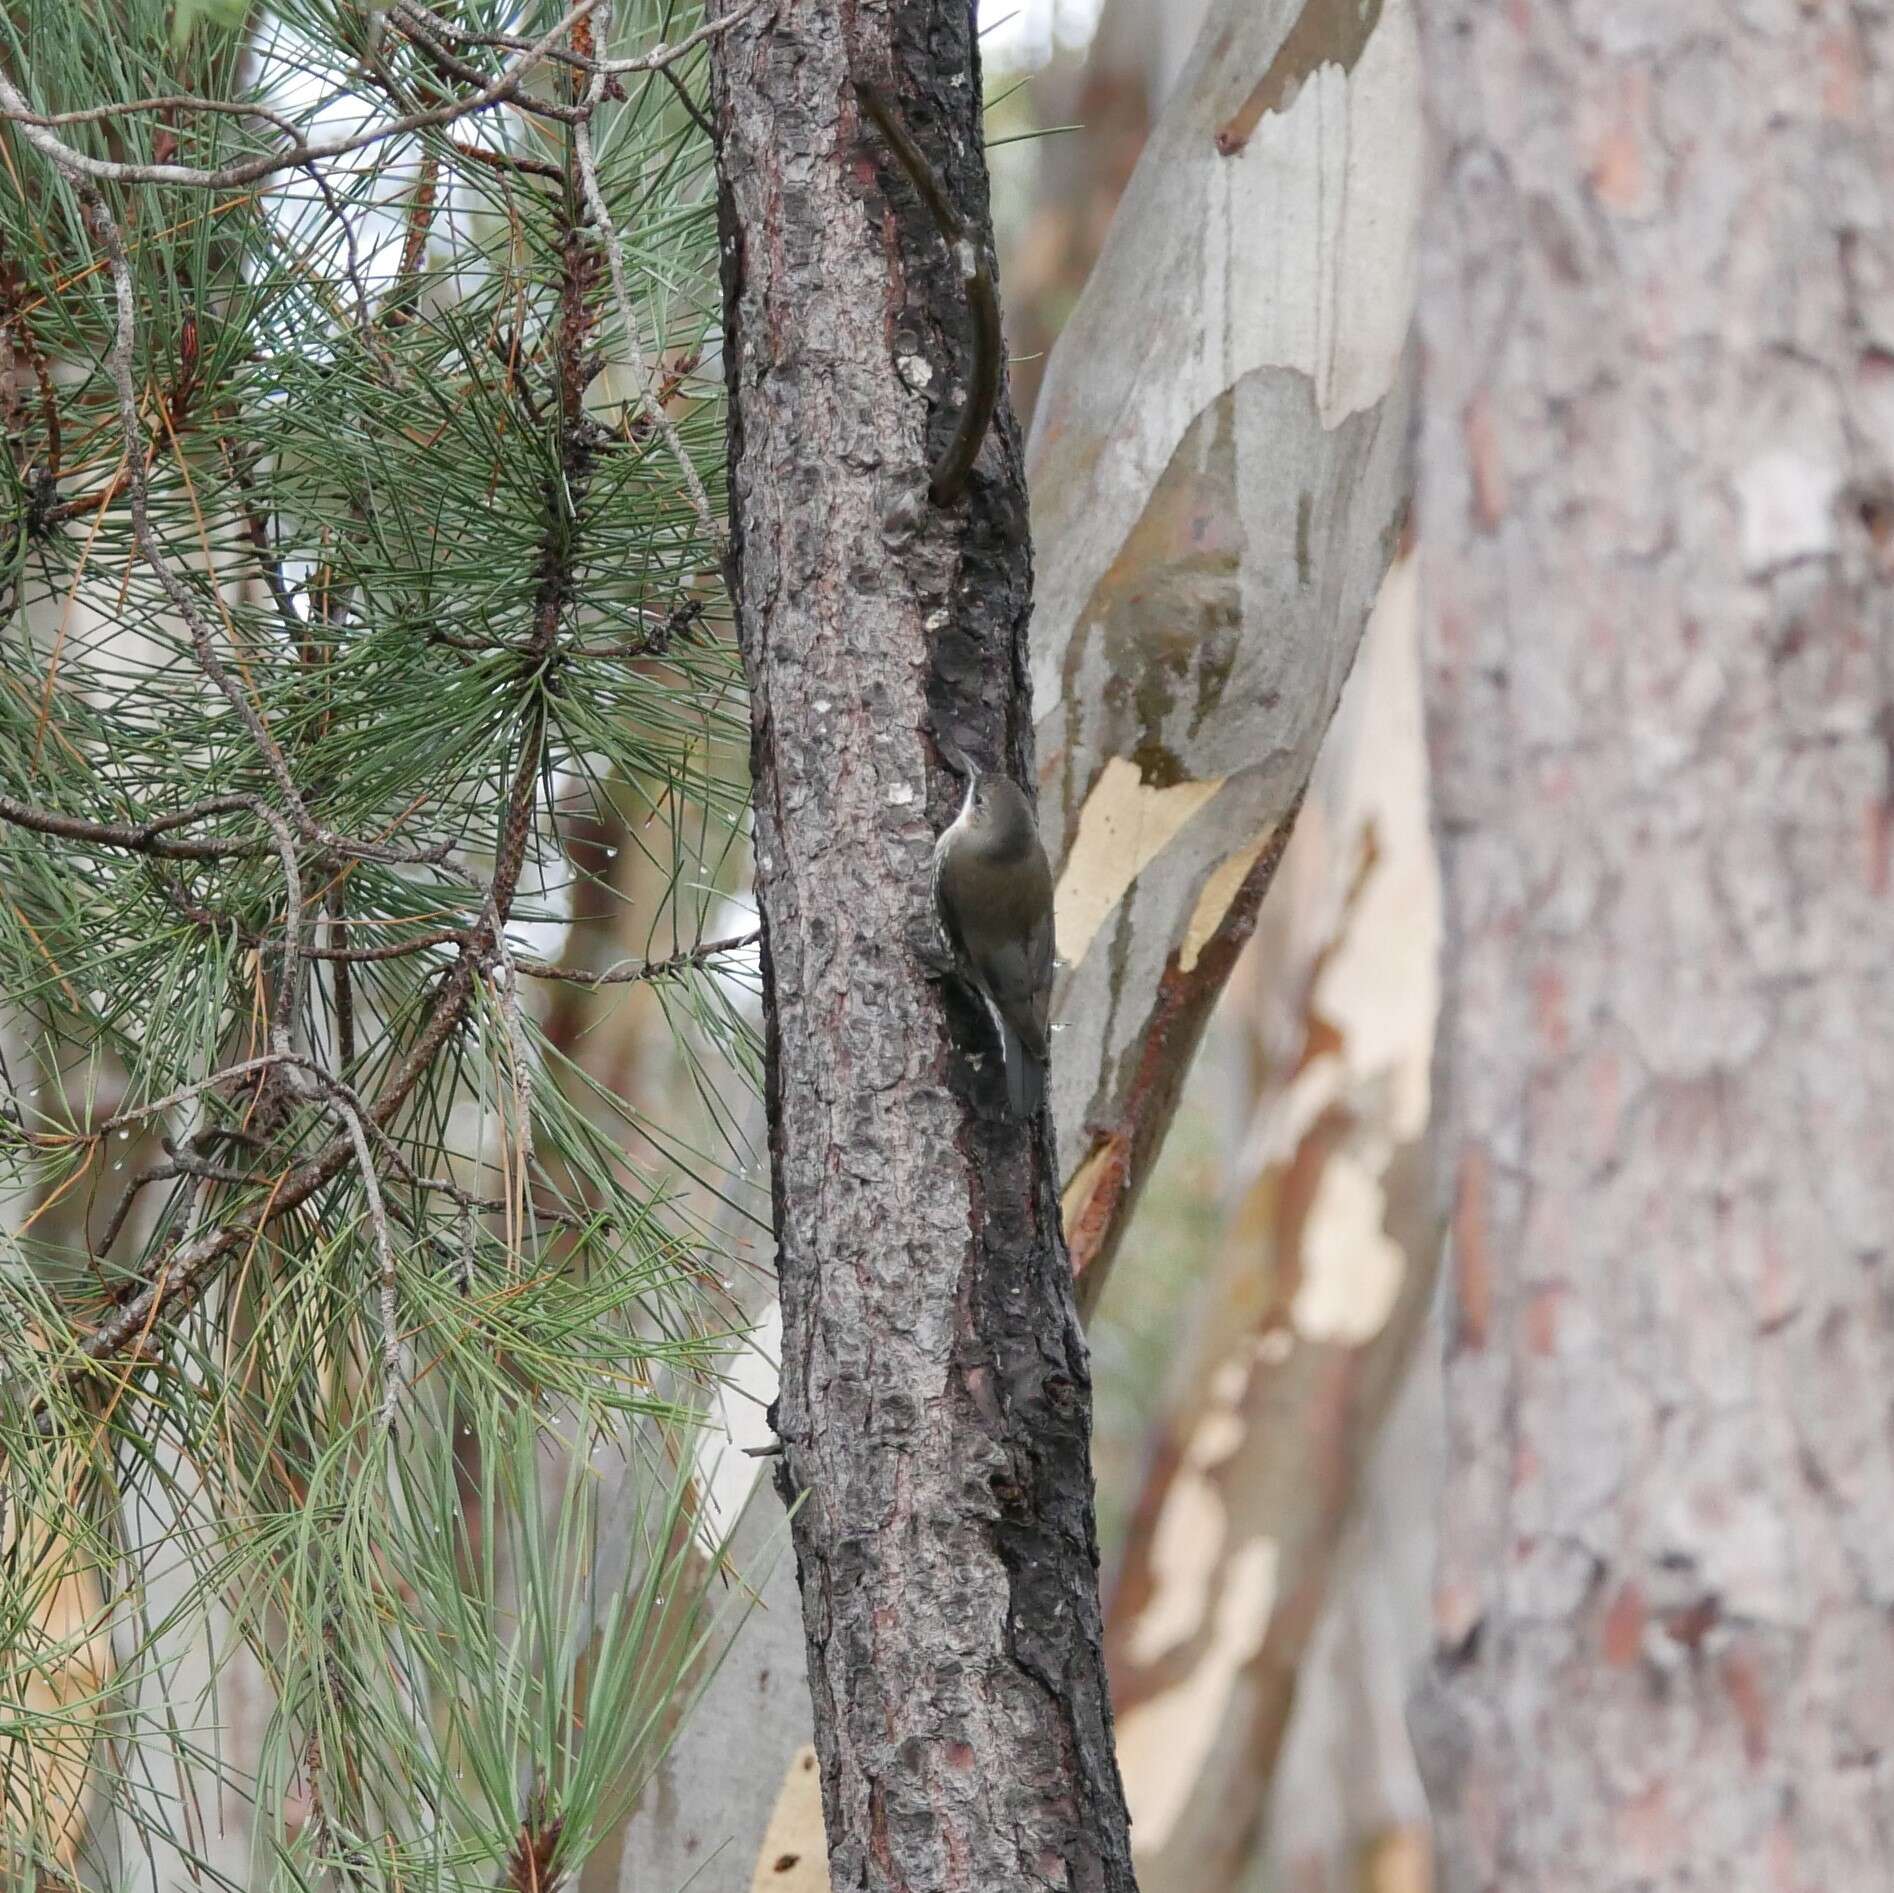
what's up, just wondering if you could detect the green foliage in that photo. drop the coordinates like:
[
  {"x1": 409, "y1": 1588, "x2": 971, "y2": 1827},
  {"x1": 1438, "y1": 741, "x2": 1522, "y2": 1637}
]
[
  {"x1": 171, "y1": 0, "x2": 251, "y2": 46},
  {"x1": 0, "y1": 3, "x2": 758, "y2": 1885}
]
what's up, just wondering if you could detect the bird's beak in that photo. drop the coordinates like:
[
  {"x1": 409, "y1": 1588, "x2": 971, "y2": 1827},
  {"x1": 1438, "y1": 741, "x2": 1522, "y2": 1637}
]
[{"x1": 935, "y1": 731, "x2": 974, "y2": 778}]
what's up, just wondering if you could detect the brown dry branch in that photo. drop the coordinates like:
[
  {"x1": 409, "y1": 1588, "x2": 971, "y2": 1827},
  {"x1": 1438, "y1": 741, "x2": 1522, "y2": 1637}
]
[{"x1": 0, "y1": 1, "x2": 747, "y2": 193}]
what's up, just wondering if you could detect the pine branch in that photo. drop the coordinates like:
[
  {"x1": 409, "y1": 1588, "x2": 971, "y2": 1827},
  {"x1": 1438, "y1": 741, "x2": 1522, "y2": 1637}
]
[
  {"x1": 0, "y1": 7, "x2": 755, "y2": 1882},
  {"x1": 515, "y1": 927, "x2": 759, "y2": 987},
  {"x1": 0, "y1": 3, "x2": 754, "y2": 192}
]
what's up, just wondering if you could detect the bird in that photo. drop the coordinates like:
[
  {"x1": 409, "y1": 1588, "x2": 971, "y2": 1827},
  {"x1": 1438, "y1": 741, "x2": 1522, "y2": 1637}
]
[{"x1": 931, "y1": 739, "x2": 1056, "y2": 1119}]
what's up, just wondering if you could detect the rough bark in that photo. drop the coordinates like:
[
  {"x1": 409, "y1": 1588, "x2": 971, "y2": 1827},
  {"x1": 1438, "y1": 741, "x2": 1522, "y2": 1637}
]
[
  {"x1": 709, "y1": 5, "x2": 1136, "y2": 1888},
  {"x1": 674, "y1": 15, "x2": 1183, "y2": 1875},
  {"x1": 1031, "y1": 0, "x2": 1421, "y2": 1310},
  {"x1": 1413, "y1": 1, "x2": 1894, "y2": 1885}
]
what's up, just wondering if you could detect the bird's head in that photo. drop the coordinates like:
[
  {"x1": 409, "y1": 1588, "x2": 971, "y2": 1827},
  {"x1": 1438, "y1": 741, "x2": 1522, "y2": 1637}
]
[{"x1": 938, "y1": 733, "x2": 1037, "y2": 855}]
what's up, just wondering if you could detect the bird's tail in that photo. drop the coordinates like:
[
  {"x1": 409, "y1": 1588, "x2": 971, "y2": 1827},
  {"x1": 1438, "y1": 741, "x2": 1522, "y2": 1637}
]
[{"x1": 996, "y1": 1010, "x2": 1046, "y2": 1120}]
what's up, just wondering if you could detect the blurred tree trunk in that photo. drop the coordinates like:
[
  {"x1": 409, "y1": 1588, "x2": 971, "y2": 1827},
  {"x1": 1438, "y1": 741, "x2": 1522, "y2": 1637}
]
[
  {"x1": 1002, "y1": 0, "x2": 1210, "y2": 428},
  {"x1": 1413, "y1": 1, "x2": 1894, "y2": 1885},
  {"x1": 0, "y1": 1011, "x2": 111, "y2": 1889},
  {"x1": 586, "y1": 1110, "x2": 801, "y2": 1893},
  {"x1": 1261, "y1": 1367, "x2": 1439, "y2": 1893},
  {"x1": 1014, "y1": 8, "x2": 1440, "y2": 1883},
  {"x1": 1104, "y1": 550, "x2": 1440, "y2": 1891},
  {"x1": 710, "y1": 5, "x2": 1138, "y2": 1886},
  {"x1": 1, "y1": 460, "x2": 255, "y2": 1893},
  {"x1": 1043, "y1": 0, "x2": 1433, "y2": 1845}
]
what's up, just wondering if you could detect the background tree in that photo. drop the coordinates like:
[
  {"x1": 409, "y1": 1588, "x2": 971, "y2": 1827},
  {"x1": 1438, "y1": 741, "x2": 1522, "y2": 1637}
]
[
  {"x1": 0, "y1": 4, "x2": 758, "y2": 1887},
  {"x1": 1412, "y1": 0, "x2": 1894, "y2": 1884},
  {"x1": 1028, "y1": 0, "x2": 1417, "y2": 1315},
  {"x1": 1105, "y1": 552, "x2": 1440, "y2": 1893}
]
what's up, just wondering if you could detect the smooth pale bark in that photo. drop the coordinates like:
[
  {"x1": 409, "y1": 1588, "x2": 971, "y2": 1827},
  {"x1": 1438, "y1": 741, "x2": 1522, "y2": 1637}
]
[
  {"x1": 1413, "y1": 1, "x2": 1894, "y2": 1885},
  {"x1": 1260, "y1": 1348, "x2": 1439, "y2": 1893},
  {"x1": 709, "y1": 4, "x2": 1137, "y2": 1887},
  {"x1": 1032, "y1": 0, "x2": 1421, "y2": 1308},
  {"x1": 1004, "y1": 0, "x2": 1213, "y2": 428},
  {"x1": 0, "y1": 1308, "x2": 110, "y2": 1882},
  {"x1": 1018, "y1": 7, "x2": 1437, "y2": 1879},
  {"x1": 600, "y1": 1225, "x2": 808, "y2": 1893},
  {"x1": 4, "y1": 593, "x2": 250, "y2": 1893},
  {"x1": 1104, "y1": 553, "x2": 1441, "y2": 1888}
]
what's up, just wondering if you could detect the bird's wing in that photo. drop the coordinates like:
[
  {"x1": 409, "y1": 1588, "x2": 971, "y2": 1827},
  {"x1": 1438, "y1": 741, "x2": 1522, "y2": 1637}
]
[
  {"x1": 983, "y1": 933, "x2": 1050, "y2": 1062},
  {"x1": 1026, "y1": 906, "x2": 1054, "y2": 1045}
]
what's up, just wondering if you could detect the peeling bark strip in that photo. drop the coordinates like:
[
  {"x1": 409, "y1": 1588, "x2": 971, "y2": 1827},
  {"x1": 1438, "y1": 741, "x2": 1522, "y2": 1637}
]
[
  {"x1": 1414, "y1": 0, "x2": 1894, "y2": 1885},
  {"x1": 1063, "y1": 793, "x2": 1301, "y2": 1317},
  {"x1": 1029, "y1": 0, "x2": 1420, "y2": 1301},
  {"x1": 1216, "y1": 0, "x2": 1385, "y2": 155},
  {"x1": 709, "y1": 6, "x2": 1137, "y2": 1890},
  {"x1": 1104, "y1": 554, "x2": 1441, "y2": 1890}
]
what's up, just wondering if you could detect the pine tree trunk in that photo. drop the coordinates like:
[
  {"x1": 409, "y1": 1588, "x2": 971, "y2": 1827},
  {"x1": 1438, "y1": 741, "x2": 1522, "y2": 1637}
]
[
  {"x1": 708, "y1": 5, "x2": 1138, "y2": 1887},
  {"x1": 1413, "y1": 1, "x2": 1894, "y2": 1884}
]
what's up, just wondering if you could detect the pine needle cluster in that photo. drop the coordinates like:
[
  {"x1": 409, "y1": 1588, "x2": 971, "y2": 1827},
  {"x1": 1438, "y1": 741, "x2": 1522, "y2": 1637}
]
[{"x1": 0, "y1": 4, "x2": 760, "y2": 1886}]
